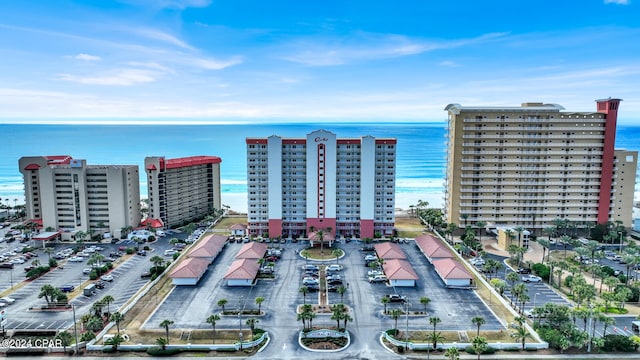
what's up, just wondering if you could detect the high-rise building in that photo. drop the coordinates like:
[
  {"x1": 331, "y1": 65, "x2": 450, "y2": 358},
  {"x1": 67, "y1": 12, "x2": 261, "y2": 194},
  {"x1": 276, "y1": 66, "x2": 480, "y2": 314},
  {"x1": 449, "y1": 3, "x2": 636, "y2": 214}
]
[
  {"x1": 145, "y1": 156, "x2": 222, "y2": 228},
  {"x1": 443, "y1": 98, "x2": 637, "y2": 234},
  {"x1": 246, "y1": 129, "x2": 396, "y2": 239},
  {"x1": 19, "y1": 155, "x2": 140, "y2": 239}
]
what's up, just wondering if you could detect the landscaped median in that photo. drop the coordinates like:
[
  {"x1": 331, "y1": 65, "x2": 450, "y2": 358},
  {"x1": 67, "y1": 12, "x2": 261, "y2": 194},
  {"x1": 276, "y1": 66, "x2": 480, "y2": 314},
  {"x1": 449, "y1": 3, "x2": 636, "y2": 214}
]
[{"x1": 298, "y1": 329, "x2": 350, "y2": 352}]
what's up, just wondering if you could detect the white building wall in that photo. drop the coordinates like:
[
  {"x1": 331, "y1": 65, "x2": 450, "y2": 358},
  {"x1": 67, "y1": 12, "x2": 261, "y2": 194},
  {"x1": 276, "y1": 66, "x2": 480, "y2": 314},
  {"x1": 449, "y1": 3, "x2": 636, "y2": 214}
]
[
  {"x1": 227, "y1": 279, "x2": 253, "y2": 287},
  {"x1": 267, "y1": 135, "x2": 283, "y2": 220},
  {"x1": 360, "y1": 136, "x2": 375, "y2": 220},
  {"x1": 306, "y1": 130, "x2": 337, "y2": 219}
]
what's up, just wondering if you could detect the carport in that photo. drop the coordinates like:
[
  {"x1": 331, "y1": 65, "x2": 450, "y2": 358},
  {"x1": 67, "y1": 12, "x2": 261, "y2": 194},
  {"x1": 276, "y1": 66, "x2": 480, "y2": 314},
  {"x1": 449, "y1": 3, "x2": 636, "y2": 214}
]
[
  {"x1": 224, "y1": 258, "x2": 260, "y2": 286},
  {"x1": 382, "y1": 259, "x2": 418, "y2": 287},
  {"x1": 31, "y1": 230, "x2": 62, "y2": 248},
  {"x1": 374, "y1": 242, "x2": 406, "y2": 260},
  {"x1": 187, "y1": 234, "x2": 227, "y2": 263},
  {"x1": 236, "y1": 242, "x2": 268, "y2": 259},
  {"x1": 415, "y1": 234, "x2": 454, "y2": 263},
  {"x1": 169, "y1": 258, "x2": 210, "y2": 285},
  {"x1": 230, "y1": 224, "x2": 247, "y2": 237},
  {"x1": 432, "y1": 258, "x2": 473, "y2": 287}
]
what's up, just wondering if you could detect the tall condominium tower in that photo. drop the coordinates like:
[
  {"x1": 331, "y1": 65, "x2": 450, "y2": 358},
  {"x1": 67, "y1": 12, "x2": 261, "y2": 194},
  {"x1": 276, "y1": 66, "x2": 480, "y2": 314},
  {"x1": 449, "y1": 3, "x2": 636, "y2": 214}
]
[
  {"x1": 246, "y1": 129, "x2": 396, "y2": 239},
  {"x1": 443, "y1": 98, "x2": 637, "y2": 234},
  {"x1": 19, "y1": 155, "x2": 140, "y2": 239},
  {"x1": 145, "y1": 156, "x2": 222, "y2": 228}
]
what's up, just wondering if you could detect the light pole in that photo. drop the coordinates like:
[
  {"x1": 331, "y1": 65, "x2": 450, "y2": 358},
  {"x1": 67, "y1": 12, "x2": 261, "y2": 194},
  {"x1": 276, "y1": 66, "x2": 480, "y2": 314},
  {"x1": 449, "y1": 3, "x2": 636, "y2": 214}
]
[
  {"x1": 532, "y1": 293, "x2": 540, "y2": 324},
  {"x1": 587, "y1": 303, "x2": 594, "y2": 352},
  {"x1": 404, "y1": 301, "x2": 410, "y2": 351},
  {"x1": 619, "y1": 232, "x2": 624, "y2": 253},
  {"x1": 238, "y1": 296, "x2": 244, "y2": 351},
  {"x1": 72, "y1": 304, "x2": 79, "y2": 356}
]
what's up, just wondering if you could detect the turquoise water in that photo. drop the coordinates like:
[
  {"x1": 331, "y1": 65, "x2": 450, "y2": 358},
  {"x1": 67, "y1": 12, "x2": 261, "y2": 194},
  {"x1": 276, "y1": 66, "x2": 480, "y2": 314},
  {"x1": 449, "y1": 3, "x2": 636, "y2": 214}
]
[{"x1": 1, "y1": 123, "x2": 639, "y2": 212}]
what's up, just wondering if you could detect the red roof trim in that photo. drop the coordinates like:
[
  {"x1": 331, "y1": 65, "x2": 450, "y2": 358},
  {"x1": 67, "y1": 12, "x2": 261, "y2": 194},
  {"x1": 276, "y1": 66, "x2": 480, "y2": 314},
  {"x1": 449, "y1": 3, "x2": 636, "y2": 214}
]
[
  {"x1": 146, "y1": 164, "x2": 157, "y2": 171},
  {"x1": 337, "y1": 139, "x2": 361, "y2": 144},
  {"x1": 282, "y1": 139, "x2": 306, "y2": 144},
  {"x1": 246, "y1": 139, "x2": 268, "y2": 144},
  {"x1": 375, "y1": 139, "x2": 397, "y2": 144},
  {"x1": 165, "y1": 156, "x2": 222, "y2": 169},
  {"x1": 24, "y1": 163, "x2": 41, "y2": 170},
  {"x1": 45, "y1": 155, "x2": 73, "y2": 165}
]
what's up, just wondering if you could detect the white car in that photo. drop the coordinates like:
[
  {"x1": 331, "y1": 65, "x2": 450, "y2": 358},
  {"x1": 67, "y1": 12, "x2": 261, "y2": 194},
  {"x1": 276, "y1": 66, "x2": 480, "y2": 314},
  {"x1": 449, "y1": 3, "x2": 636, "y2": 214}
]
[
  {"x1": 326, "y1": 264, "x2": 343, "y2": 272},
  {"x1": 82, "y1": 268, "x2": 92, "y2": 274},
  {"x1": 10, "y1": 258, "x2": 25, "y2": 264},
  {"x1": 0, "y1": 297, "x2": 15, "y2": 304},
  {"x1": 522, "y1": 275, "x2": 542, "y2": 283},
  {"x1": 68, "y1": 256, "x2": 84, "y2": 262},
  {"x1": 364, "y1": 254, "x2": 377, "y2": 261},
  {"x1": 164, "y1": 249, "x2": 177, "y2": 256},
  {"x1": 100, "y1": 274, "x2": 114, "y2": 282}
]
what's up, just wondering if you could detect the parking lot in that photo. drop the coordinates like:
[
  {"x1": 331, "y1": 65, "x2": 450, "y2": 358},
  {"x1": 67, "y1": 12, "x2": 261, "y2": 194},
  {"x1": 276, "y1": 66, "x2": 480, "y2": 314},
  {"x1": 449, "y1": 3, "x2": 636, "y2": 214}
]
[
  {"x1": 0, "y1": 233, "x2": 179, "y2": 331},
  {"x1": 148, "y1": 239, "x2": 503, "y2": 334}
]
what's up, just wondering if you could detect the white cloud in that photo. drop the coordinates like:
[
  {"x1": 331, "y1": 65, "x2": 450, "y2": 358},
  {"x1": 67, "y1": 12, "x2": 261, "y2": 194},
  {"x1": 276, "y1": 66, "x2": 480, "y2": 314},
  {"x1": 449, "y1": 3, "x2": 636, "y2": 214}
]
[
  {"x1": 118, "y1": 0, "x2": 212, "y2": 10},
  {"x1": 74, "y1": 53, "x2": 101, "y2": 61},
  {"x1": 438, "y1": 60, "x2": 461, "y2": 67},
  {"x1": 282, "y1": 32, "x2": 507, "y2": 66},
  {"x1": 604, "y1": 0, "x2": 629, "y2": 4},
  {"x1": 57, "y1": 68, "x2": 160, "y2": 86},
  {"x1": 133, "y1": 28, "x2": 194, "y2": 50},
  {"x1": 189, "y1": 56, "x2": 244, "y2": 70}
]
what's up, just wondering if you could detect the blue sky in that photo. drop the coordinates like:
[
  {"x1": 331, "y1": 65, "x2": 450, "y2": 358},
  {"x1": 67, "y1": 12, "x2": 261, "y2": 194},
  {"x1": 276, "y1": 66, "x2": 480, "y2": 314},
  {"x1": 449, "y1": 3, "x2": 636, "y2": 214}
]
[{"x1": 1, "y1": 0, "x2": 639, "y2": 123}]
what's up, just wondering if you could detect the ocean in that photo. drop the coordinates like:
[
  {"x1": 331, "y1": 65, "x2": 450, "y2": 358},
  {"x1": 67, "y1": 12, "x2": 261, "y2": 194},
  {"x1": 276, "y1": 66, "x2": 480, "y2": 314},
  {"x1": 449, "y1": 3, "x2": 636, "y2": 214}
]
[{"x1": 1, "y1": 123, "x2": 640, "y2": 213}]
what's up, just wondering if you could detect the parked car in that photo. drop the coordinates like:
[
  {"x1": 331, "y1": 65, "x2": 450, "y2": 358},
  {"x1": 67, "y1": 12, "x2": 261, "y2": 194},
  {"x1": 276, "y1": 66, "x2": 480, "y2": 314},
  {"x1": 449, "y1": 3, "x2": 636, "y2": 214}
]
[
  {"x1": 94, "y1": 280, "x2": 106, "y2": 289},
  {"x1": 326, "y1": 264, "x2": 343, "y2": 272},
  {"x1": 100, "y1": 274, "x2": 114, "y2": 282},
  {"x1": 369, "y1": 274, "x2": 387, "y2": 283},
  {"x1": 164, "y1": 249, "x2": 177, "y2": 256},
  {"x1": 137, "y1": 250, "x2": 147, "y2": 256},
  {"x1": 0, "y1": 297, "x2": 16, "y2": 304},
  {"x1": 141, "y1": 271, "x2": 152, "y2": 278},
  {"x1": 364, "y1": 254, "x2": 377, "y2": 262},
  {"x1": 59, "y1": 284, "x2": 75, "y2": 292},
  {"x1": 68, "y1": 256, "x2": 83, "y2": 262},
  {"x1": 0, "y1": 263, "x2": 14, "y2": 269},
  {"x1": 302, "y1": 278, "x2": 319, "y2": 286},
  {"x1": 522, "y1": 275, "x2": 542, "y2": 283},
  {"x1": 302, "y1": 265, "x2": 319, "y2": 272},
  {"x1": 516, "y1": 268, "x2": 532, "y2": 274},
  {"x1": 384, "y1": 294, "x2": 407, "y2": 303}
]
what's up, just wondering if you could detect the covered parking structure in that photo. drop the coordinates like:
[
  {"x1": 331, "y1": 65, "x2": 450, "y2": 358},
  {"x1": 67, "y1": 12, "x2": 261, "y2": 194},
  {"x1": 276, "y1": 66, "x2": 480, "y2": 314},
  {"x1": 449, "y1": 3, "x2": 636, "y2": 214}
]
[
  {"x1": 382, "y1": 259, "x2": 419, "y2": 287},
  {"x1": 169, "y1": 257, "x2": 210, "y2": 285},
  {"x1": 415, "y1": 234, "x2": 455, "y2": 263},
  {"x1": 374, "y1": 242, "x2": 406, "y2": 260},
  {"x1": 236, "y1": 242, "x2": 268, "y2": 259},
  {"x1": 432, "y1": 258, "x2": 474, "y2": 288},
  {"x1": 224, "y1": 258, "x2": 260, "y2": 287},
  {"x1": 187, "y1": 234, "x2": 227, "y2": 263}
]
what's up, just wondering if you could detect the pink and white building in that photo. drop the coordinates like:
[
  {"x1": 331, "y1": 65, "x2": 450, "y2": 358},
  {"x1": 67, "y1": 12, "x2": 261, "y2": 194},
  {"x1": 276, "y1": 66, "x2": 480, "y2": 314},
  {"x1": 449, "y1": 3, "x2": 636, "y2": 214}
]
[{"x1": 246, "y1": 130, "x2": 396, "y2": 239}]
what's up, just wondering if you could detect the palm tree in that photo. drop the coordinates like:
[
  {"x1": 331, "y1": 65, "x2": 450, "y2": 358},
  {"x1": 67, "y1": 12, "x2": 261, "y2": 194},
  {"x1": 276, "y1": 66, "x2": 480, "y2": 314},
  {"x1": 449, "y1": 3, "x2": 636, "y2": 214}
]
[
  {"x1": 331, "y1": 304, "x2": 347, "y2": 330},
  {"x1": 44, "y1": 247, "x2": 54, "y2": 261},
  {"x1": 159, "y1": 319, "x2": 174, "y2": 344},
  {"x1": 560, "y1": 235, "x2": 572, "y2": 258},
  {"x1": 86, "y1": 317, "x2": 103, "y2": 333},
  {"x1": 511, "y1": 317, "x2": 531, "y2": 350},
  {"x1": 419, "y1": 296, "x2": 431, "y2": 314},
  {"x1": 92, "y1": 300, "x2": 104, "y2": 318},
  {"x1": 75, "y1": 230, "x2": 87, "y2": 249},
  {"x1": 471, "y1": 316, "x2": 486, "y2": 337},
  {"x1": 444, "y1": 347, "x2": 460, "y2": 360},
  {"x1": 55, "y1": 331, "x2": 74, "y2": 354},
  {"x1": 105, "y1": 333, "x2": 124, "y2": 351},
  {"x1": 389, "y1": 308, "x2": 402, "y2": 331},
  {"x1": 332, "y1": 249, "x2": 342, "y2": 264},
  {"x1": 206, "y1": 314, "x2": 220, "y2": 343},
  {"x1": 150, "y1": 255, "x2": 165, "y2": 270},
  {"x1": 471, "y1": 336, "x2": 488, "y2": 360},
  {"x1": 381, "y1": 296, "x2": 390, "y2": 314},
  {"x1": 255, "y1": 297, "x2": 265, "y2": 315},
  {"x1": 217, "y1": 298, "x2": 228, "y2": 313},
  {"x1": 429, "y1": 316, "x2": 442, "y2": 333},
  {"x1": 475, "y1": 221, "x2": 487, "y2": 243},
  {"x1": 538, "y1": 238, "x2": 550, "y2": 264},
  {"x1": 337, "y1": 285, "x2": 347, "y2": 303},
  {"x1": 299, "y1": 286, "x2": 309, "y2": 305},
  {"x1": 101, "y1": 295, "x2": 115, "y2": 315},
  {"x1": 246, "y1": 318, "x2": 259, "y2": 333},
  {"x1": 155, "y1": 337, "x2": 168, "y2": 350},
  {"x1": 427, "y1": 331, "x2": 445, "y2": 350},
  {"x1": 110, "y1": 312, "x2": 124, "y2": 334},
  {"x1": 38, "y1": 284, "x2": 56, "y2": 306}
]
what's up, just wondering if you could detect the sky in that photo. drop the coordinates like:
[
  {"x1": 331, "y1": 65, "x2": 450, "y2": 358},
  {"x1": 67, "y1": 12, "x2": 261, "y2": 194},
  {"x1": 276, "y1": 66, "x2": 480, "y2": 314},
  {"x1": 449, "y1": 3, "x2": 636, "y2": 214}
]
[{"x1": 1, "y1": 0, "x2": 639, "y2": 124}]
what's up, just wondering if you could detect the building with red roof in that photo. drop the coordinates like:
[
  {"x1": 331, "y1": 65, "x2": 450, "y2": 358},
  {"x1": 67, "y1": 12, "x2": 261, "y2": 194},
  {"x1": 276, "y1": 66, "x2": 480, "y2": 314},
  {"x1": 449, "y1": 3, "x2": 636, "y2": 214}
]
[
  {"x1": 415, "y1": 234, "x2": 454, "y2": 263},
  {"x1": 374, "y1": 242, "x2": 406, "y2": 260},
  {"x1": 18, "y1": 156, "x2": 140, "y2": 240},
  {"x1": 230, "y1": 223, "x2": 248, "y2": 237},
  {"x1": 145, "y1": 156, "x2": 222, "y2": 228},
  {"x1": 223, "y1": 258, "x2": 261, "y2": 286},
  {"x1": 246, "y1": 129, "x2": 396, "y2": 239},
  {"x1": 187, "y1": 234, "x2": 227, "y2": 262},
  {"x1": 235, "y1": 242, "x2": 268, "y2": 259},
  {"x1": 432, "y1": 258, "x2": 473, "y2": 287},
  {"x1": 169, "y1": 257, "x2": 211, "y2": 285},
  {"x1": 382, "y1": 259, "x2": 418, "y2": 287}
]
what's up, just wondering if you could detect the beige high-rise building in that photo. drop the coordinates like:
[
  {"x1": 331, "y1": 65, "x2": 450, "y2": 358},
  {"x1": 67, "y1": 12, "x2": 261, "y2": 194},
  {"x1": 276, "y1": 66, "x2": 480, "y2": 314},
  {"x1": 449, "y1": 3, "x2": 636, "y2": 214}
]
[
  {"x1": 145, "y1": 156, "x2": 222, "y2": 228},
  {"x1": 19, "y1": 155, "x2": 141, "y2": 239},
  {"x1": 443, "y1": 98, "x2": 637, "y2": 235}
]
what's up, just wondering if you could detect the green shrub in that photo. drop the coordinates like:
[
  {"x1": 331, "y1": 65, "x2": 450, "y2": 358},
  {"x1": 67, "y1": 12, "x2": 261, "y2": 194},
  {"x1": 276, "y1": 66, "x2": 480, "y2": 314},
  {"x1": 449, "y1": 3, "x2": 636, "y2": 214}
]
[
  {"x1": 89, "y1": 271, "x2": 98, "y2": 280},
  {"x1": 397, "y1": 345, "x2": 404, "y2": 353},
  {"x1": 146, "y1": 346, "x2": 182, "y2": 356},
  {"x1": 125, "y1": 248, "x2": 135, "y2": 255},
  {"x1": 564, "y1": 275, "x2": 573, "y2": 288},
  {"x1": 531, "y1": 263, "x2": 550, "y2": 280},
  {"x1": 386, "y1": 329, "x2": 399, "y2": 336},
  {"x1": 465, "y1": 346, "x2": 496, "y2": 354},
  {"x1": 216, "y1": 347, "x2": 237, "y2": 352},
  {"x1": 603, "y1": 334, "x2": 635, "y2": 352},
  {"x1": 615, "y1": 284, "x2": 639, "y2": 302}
]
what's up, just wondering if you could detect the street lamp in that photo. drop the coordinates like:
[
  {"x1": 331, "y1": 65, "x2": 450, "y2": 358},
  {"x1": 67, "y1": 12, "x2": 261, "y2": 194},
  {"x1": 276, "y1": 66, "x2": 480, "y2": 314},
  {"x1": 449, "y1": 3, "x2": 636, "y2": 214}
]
[
  {"x1": 619, "y1": 232, "x2": 624, "y2": 253},
  {"x1": 238, "y1": 296, "x2": 244, "y2": 351},
  {"x1": 404, "y1": 302, "x2": 411, "y2": 351},
  {"x1": 72, "y1": 304, "x2": 79, "y2": 356}
]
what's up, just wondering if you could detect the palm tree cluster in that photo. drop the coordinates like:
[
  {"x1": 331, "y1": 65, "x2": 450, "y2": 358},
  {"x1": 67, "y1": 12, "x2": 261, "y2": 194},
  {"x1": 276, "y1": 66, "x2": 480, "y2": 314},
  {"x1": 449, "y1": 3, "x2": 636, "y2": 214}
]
[
  {"x1": 37, "y1": 284, "x2": 69, "y2": 307},
  {"x1": 297, "y1": 304, "x2": 317, "y2": 331}
]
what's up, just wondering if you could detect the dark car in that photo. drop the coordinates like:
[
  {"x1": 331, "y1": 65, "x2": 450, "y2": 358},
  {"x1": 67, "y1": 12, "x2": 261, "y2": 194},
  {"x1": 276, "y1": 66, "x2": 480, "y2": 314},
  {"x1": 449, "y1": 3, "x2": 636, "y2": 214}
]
[
  {"x1": 0, "y1": 263, "x2": 14, "y2": 269},
  {"x1": 517, "y1": 268, "x2": 532, "y2": 274},
  {"x1": 59, "y1": 284, "x2": 75, "y2": 292},
  {"x1": 140, "y1": 271, "x2": 152, "y2": 278},
  {"x1": 327, "y1": 285, "x2": 339, "y2": 292},
  {"x1": 137, "y1": 250, "x2": 147, "y2": 256},
  {"x1": 94, "y1": 281, "x2": 106, "y2": 289}
]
